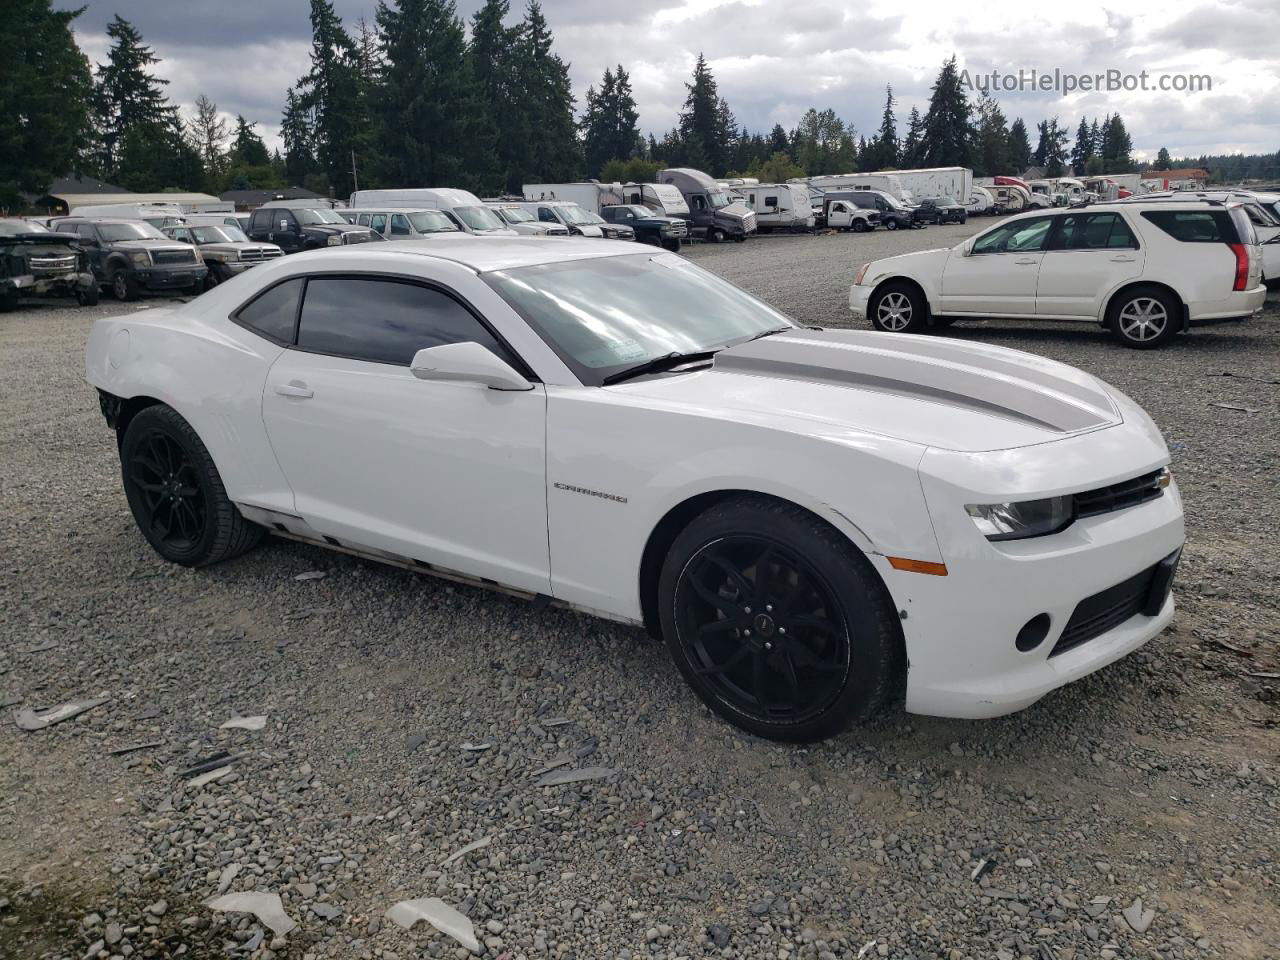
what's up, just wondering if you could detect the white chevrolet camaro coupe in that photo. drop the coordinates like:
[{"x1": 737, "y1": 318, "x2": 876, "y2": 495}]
[{"x1": 86, "y1": 238, "x2": 1185, "y2": 741}]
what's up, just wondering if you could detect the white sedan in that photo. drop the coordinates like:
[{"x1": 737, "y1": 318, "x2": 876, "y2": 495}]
[{"x1": 87, "y1": 239, "x2": 1185, "y2": 741}]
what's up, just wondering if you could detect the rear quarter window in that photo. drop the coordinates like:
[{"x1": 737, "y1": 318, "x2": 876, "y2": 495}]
[
  {"x1": 233, "y1": 278, "x2": 304, "y2": 344},
  {"x1": 1141, "y1": 210, "x2": 1239, "y2": 243}
]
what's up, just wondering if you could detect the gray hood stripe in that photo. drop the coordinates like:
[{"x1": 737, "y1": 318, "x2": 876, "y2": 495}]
[{"x1": 715, "y1": 354, "x2": 1067, "y2": 432}]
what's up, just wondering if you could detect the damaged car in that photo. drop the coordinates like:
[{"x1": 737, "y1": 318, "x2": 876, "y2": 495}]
[{"x1": 0, "y1": 219, "x2": 98, "y2": 310}]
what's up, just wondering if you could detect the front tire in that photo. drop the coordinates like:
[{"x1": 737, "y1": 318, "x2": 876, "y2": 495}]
[
  {"x1": 869, "y1": 281, "x2": 928, "y2": 334},
  {"x1": 658, "y1": 496, "x2": 903, "y2": 742},
  {"x1": 708, "y1": 228, "x2": 725, "y2": 243},
  {"x1": 111, "y1": 269, "x2": 139, "y2": 302},
  {"x1": 77, "y1": 284, "x2": 100, "y2": 306},
  {"x1": 1107, "y1": 285, "x2": 1179, "y2": 349},
  {"x1": 884, "y1": 219, "x2": 898, "y2": 231},
  {"x1": 851, "y1": 219, "x2": 867, "y2": 233},
  {"x1": 120, "y1": 405, "x2": 264, "y2": 567}
]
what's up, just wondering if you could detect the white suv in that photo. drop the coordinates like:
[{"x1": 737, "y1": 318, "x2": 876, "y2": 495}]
[{"x1": 850, "y1": 200, "x2": 1267, "y2": 348}]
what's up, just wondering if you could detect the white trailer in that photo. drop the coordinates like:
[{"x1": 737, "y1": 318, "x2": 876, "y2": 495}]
[
  {"x1": 523, "y1": 181, "x2": 690, "y2": 219},
  {"x1": 876, "y1": 167, "x2": 973, "y2": 206},
  {"x1": 735, "y1": 182, "x2": 815, "y2": 231},
  {"x1": 794, "y1": 174, "x2": 909, "y2": 205}
]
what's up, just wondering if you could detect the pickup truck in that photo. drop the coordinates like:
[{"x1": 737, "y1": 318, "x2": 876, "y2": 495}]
[
  {"x1": 49, "y1": 217, "x2": 208, "y2": 301},
  {"x1": 599, "y1": 205, "x2": 688, "y2": 251},
  {"x1": 0, "y1": 219, "x2": 98, "y2": 309}
]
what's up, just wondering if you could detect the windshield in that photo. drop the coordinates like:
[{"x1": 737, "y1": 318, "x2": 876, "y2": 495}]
[
  {"x1": 0, "y1": 220, "x2": 51, "y2": 236},
  {"x1": 555, "y1": 205, "x2": 594, "y2": 225},
  {"x1": 486, "y1": 253, "x2": 795, "y2": 384},
  {"x1": 618, "y1": 206, "x2": 650, "y2": 219},
  {"x1": 293, "y1": 208, "x2": 346, "y2": 225},
  {"x1": 580, "y1": 210, "x2": 606, "y2": 225},
  {"x1": 496, "y1": 207, "x2": 535, "y2": 224},
  {"x1": 408, "y1": 211, "x2": 460, "y2": 232},
  {"x1": 453, "y1": 205, "x2": 505, "y2": 231},
  {"x1": 190, "y1": 225, "x2": 245, "y2": 243},
  {"x1": 709, "y1": 191, "x2": 732, "y2": 209},
  {"x1": 98, "y1": 222, "x2": 167, "y2": 241}
]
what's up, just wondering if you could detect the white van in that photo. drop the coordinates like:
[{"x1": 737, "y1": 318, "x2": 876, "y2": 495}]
[
  {"x1": 69, "y1": 202, "x2": 187, "y2": 229},
  {"x1": 341, "y1": 207, "x2": 464, "y2": 239},
  {"x1": 347, "y1": 189, "x2": 517, "y2": 236},
  {"x1": 735, "y1": 183, "x2": 814, "y2": 232}
]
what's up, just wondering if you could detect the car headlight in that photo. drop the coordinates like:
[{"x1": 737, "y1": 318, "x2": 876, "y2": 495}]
[
  {"x1": 965, "y1": 496, "x2": 1073, "y2": 541},
  {"x1": 854, "y1": 263, "x2": 870, "y2": 285},
  {"x1": 327, "y1": 234, "x2": 343, "y2": 246},
  {"x1": 129, "y1": 251, "x2": 150, "y2": 266}
]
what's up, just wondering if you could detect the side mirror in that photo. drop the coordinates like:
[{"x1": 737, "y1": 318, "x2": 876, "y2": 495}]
[
  {"x1": 961, "y1": 239, "x2": 975, "y2": 256},
  {"x1": 410, "y1": 342, "x2": 533, "y2": 392},
  {"x1": 279, "y1": 220, "x2": 293, "y2": 232}
]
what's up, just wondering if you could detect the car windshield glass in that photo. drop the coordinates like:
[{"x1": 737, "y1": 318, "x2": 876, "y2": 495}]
[
  {"x1": 709, "y1": 191, "x2": 732, "y2": 208},
  {"x1": 98, "y1": 222, "x2": 167, "y2": 241},
  {"x1": 408, "y1": 211, "x2": 460, "y2": 232},
  {"x1": 496, "y1": 207, "x2": 535, "y2": 223},
  {"x1": 454, "y1": 206, "x2": 505, "y2": 230},
  {"x1": 0, "y1": 220, "x2": 51, "y2": 235},
  {"x1": 486, "y1": 253, "x2": 795, "y2": 384},
  {"x1": 555, "y1": 205, "x2": 593, "y2": 225},
  {"x1": 620, "y1": 206, "x2": 649, "y2": 218},
  {"x1": 191, "y1": 226, "x2": 237, "y2": 243},
  {"x1": 293, "y1": 208, "x2": 345, "y2": 225},
  {"x1": 580, "y1": 210, "x2": 606, "y2": 225}
]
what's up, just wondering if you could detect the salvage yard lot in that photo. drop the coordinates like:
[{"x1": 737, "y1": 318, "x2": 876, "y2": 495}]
[{"x1": 1, "y1": 225, "x2": 1277, "y2": 960}]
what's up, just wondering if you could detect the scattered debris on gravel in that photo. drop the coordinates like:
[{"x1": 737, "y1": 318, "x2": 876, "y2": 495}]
[{"x1": 2, "y1": 245, "x2": 1277, "y2": 959}]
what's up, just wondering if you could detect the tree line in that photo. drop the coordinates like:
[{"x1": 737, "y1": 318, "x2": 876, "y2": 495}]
[{"x1": 5, "y1": 0, "x2": 1280, "y2": 211}]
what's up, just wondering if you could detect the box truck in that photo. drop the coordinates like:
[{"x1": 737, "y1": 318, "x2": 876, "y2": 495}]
[
  {"x1": 656, "y1": 168, "x2": 756, "y2": 241},
  {"x1": 875, "y1": 167, "x2": 973, "y2": 206}
]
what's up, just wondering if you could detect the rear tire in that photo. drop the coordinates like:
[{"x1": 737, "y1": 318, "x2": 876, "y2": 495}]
[
  {"x1": 77, "y1": 284, "x2": 100, "y2": 307},
  {"x1": 658, "y1": 496, "x2": 903, "y2": 741},
  {"x1": 708, "y1": 228, "x2": 725, "y2": 243},
  {"x1": 1107, "y1": 285, "x2": 1180, "y2": 349},
  {"x1": 869, "y1": 281, "x2": 928, "y2": 334},
  {"x1": 120, "y1": 405, "x2": 264, "y2": 567}
]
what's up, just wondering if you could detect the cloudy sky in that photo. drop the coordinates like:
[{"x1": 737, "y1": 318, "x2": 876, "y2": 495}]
[{"x1": 60, "y1": 0, "x2": 1279, "y2": 163}]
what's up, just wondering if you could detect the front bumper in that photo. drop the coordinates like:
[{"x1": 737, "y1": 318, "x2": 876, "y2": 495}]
[
  {"x1": 887, "y1": 417, "x2": 1185, "y2": 719},
  {"x1": 10, "y1": 270, "x2": 95, "y2": 295},
  {"x1": 137, "y1": 265, "x2": 208, "y2": 290},
  {"x1": 848, "y1": 282, "x2": 873, "y2": 321}
]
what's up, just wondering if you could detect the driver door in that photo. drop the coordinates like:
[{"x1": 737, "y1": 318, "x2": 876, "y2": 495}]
[
  {"x1": 260, "y1": 274, "x2": 551, "y2": 594},
  {"x1": 939, "y1": 215, "x2": 1056, "y2": 315}
]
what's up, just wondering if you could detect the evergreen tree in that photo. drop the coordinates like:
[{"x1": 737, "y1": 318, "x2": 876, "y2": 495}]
[
  {"x1": 1070, "y1": 115, "x2": 1094, "y2": 174},
  {"x1": 973, "y1": 92, "x2": 1010, "y2": 177},
  {"x1": 0, "y1": 0, "x2": 92, "y2": 210},
  {"x1": 116, "y1": 119, "x2": 203, "y2": 192},
  {"x1": 751, "y1": 151, "x2": 804, "y2": 182},
  {"x1": 469, "y1": 0, "x2": 520, "y2": 192},
  {"x1": 1008, "y1": 117, "x2": 1032, "y2": 172},
  {"x1": 513, "y1": 1, "x2": 580, "y2": 184},
  {"x1": 1154, "y1": 146, "x2": 1172, "y2": 170},
  {"x1": 297, "y1": 0, "x2": 363, "y2": 197},
  {"x1": 92, "y1": 15, "x2": 179, "y2": 178},
  {"x1": 677, "y1": 54, "x2": 737, "y2": 176},
  {"x1": 768, "y1": 124, "x2": 790, "y2": 158},
  {"x1": 191, "y1": 94, "x2": 228, "y2": 186},
  {"x1": 1089, "y1": 117, "x2": 1102, "y2": 159},
  {"x1": 1099, "y1": 114, "x2": 1133, "y2": 173},
  {"x1": 867, "y1": 84, "x2": 899, "y2": 170},
  {"x1": 374, "y1": 0, "x2": 495, "y2": 193},
  {"x1": 900, "y1": 107, "x2": 923, "y2": 168},
  {"x1": 1033, "y1": 118, "x2": 1069, "y2": 176},
  {"x1": 229, "y1": 116, "x2": 270, "y2": 167},
  {"x1": 921, "y1": 55, "x2": 971, "y2": 167},
  {"x1": 281, "y1": 87, "x2": 315, "y2": 185},
  {"x1": 581, "y1": 65, "x2": 640, "y2": 177},
  {"x1": 792, "y1": 108, "x2": 854, "y2": 175}
]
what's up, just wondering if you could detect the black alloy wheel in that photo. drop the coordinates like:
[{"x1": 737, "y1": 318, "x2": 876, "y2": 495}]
[{"x1": 127, "y1": 428, "x2": 208, "y2": 557}]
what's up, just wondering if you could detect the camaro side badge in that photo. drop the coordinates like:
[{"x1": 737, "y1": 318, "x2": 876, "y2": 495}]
[{"x1": 554, "y1": 482, "x2": 628, "y2": 504}]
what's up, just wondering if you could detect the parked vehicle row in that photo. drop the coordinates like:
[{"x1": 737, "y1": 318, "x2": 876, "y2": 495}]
[
  {"x1": 0, "y1": 219, "x2": 98, "y2": 310},
  {"x1": 48, "y1": 217, "x2": 209, "y2": 301}
]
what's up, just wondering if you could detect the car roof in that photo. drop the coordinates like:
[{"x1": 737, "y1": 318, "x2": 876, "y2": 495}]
[
  {"x1": 290, "y1": 237, "x2": 650, "y2": 273},
  {"x1": 56, "y1": 217, "x2": 146, "y2": 225},
  {"x1": 344, "y1": 207, "x2": 442, "y2": 214}
]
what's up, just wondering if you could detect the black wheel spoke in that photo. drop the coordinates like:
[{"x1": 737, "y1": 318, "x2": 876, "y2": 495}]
[
  {"x1": 694, "y1": 643, "x2": 753, "y2": 677},
  {"x1": 780, "y1": 653, "x2": 802, "y2": 709},
  {"x1": 702, "y1": 553, "x2": 754, "y2": 605},
  {"x1": 686, "y1": 569, "x2": 742, "y2": 616},
  {"x1": 128, "y1": 428, "x2": 207, "y2": 550},
  {"x1": 789, "y1": 613, "x2": 841, "y2": 636}
]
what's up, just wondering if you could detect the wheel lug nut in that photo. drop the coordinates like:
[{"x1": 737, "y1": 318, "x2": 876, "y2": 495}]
[
  {"x1": 765, "y1": 604, "x2": 773, "y2": 612},
  {"x1": 744, "y1": 606, "x2": 751, "y2": 614},
  {"x1": 778, "y1": 627, "x2": 786, "y2": 635},
  {"x1": 743, "y1": 629, "x2": 751, "y2": 636},
  {"x1": 764, "y1": 642, "x2": 773, "y2": 650}
]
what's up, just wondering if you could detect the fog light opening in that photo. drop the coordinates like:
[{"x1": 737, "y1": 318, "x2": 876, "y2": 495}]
[{"x1": 1016, "y1": 613, "x2": 1052, "y2": 653}]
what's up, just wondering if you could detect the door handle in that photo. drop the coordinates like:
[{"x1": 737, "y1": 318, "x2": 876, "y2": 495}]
[
  {"x1": 274, "y1": 381, "x2": 313, "y2": 399},
  {"x1": 1110, "y1": 255, "x2": 1136, "y2": 262},
  {"x1": 1014, "y1": 258, "x2": 1039, "y2": 265}
]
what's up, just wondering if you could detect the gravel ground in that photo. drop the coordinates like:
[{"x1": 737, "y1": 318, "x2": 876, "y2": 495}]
[{"x1": 1, "y1": 227, "x2": 1277, "y2": 960}]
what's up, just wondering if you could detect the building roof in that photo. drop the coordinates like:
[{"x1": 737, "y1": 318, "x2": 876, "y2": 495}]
[
  {"x1": 220, "y1": 187, "x2": 327, "y2": 205},
  {"x1": 1141, "y1": 168, "x2": 1210, "y2": 180},
  {"x1": 43, "y1": 174, "x2": 130, "y2": 197},
  {"x1": 58, "y1": 192, "x2": 221, "y2": 208}
]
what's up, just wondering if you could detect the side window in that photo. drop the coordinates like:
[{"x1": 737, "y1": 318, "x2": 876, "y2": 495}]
[
  {"x1": 692, "y1": 196, "x2": 706, "y2": 211},
  {"x1": 340, "y1": 212, "x2": 357, "y2": 224},
  {"x1": 537, "y1": 207, "x2": 555, "y2": 223},
  {"x1": 249, "y1": 210, "x2": 269, "y2": 233},
  {"x1": 234, "y1": 278, "x2": 304, "y2": 344},
  {"x1": 972, "y1": 216, "x2": 1055, "y2": 254},
  {"x1": 296, "y1": 277, "x2": 514, "y2": 367},
  {"x1": 1051, "y1": 213, "x2": 1138, "y2": 250},
  {"x1": 1141, "y1": 210, "x2": 1231, "y2": 243},
  {"x1": 357, "y1": 214, "x2": 371, "y2": 226},
  {"x1": 370, "y1": 213, "x2": 388, "y2": 235},
  {"x1": 390, "y1": 214, "x2": 411, "y2": 236},
  {"x1": 76, "y1": 223, "x2": 97, "y2": 242},
  {"x1": 765, "y1": 195, "x2": 778, "y2": 208}
]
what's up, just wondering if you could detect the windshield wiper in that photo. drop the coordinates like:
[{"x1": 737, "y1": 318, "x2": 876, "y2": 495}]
[
  {"x1": 742, "y1": 325, "x2": 792, "y2": 344},
  {"x1": 602, "y1": 350, "x2": 719, "y2": 386}
]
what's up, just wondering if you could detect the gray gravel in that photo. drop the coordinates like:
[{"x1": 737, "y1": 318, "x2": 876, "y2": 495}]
[{"x1": 1, "y1": 232, "x2": 1278, "y2": 960}]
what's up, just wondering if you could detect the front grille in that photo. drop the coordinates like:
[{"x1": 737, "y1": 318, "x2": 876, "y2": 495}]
[
  {"x1": 152, "y1": 248, "x2": 197, "y2": 265},
  {"x1": 1074, "y1": 469, "x2": 1165, "y2": 520},
  {"x1": 668, "y1": 223, "x2": 688, "y2": 236},
  {"x1": 240, "y1": 247, "x2": 283, "y2": 262},
  {"x1": 29, "y1": 254, "x2": 78, "y2": 275},
  {"x1": 344, "y1": 232, "x2": 375, "y2": 244},
  {"x1": 1050, "y1": 549, "x2": 1179, "y2": 657},
  {"x1": 743, "y1": 212, "x2": 758, "y2": 232}
]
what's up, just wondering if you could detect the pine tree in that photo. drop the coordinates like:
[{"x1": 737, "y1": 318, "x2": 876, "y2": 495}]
[
  {"x1": 581, "y1": 65, "x2": 640, "y2": 177},
  {"x1": 921, "y1": 56, "x2": 971, "y2": 167},
  {"x1": 92, "y1": 15, "x2": 179, "y2": 178},
  {"x1": 229, "y1": 116, "x2": 270, "y2": 167},
  {"x1": 1008, "y1": 117, "x2": 1032, "y2": 173},
  {"x1": 374, "y1": 0, "x2": 496, "y2": 192},
  {"x1": 514, "y1": 1, "x2": 580, "y2": 184},
  {"x1": 973, "y1": 93, "x2": 1010, "y2": 178},
  {"x1": 768, "y1": 124, "x2": 790, "y2": 158},
  {"x1": 0, "y1": 0, "x2": 93, "y2": 209},
  {"x1": 297, "y1": 0, "x2": 363, "y2": 197},
  {"x1": 191, "y1": 94, "x2": 228, "y2": 186},
  {"x1": 1154, "y1": 146, "x2": 1172, "y2": 171},
  {"x1": 469, "y1": 0, "x2": 520, "y2": 192},
  {"x1": 678, "y1": 54, "x2": 737, "y2": 176},
  {"x1": 281, "y1": 87, "x2": 315, "y2": 185},
  {"x1": 1033, "y1": 118, "x2": 1069, "y2": 176},
  {"x1": 869, "y1": 85, "x2": 898, "y2": 170},
  {"x1": 1070, "y1": 116, "x2": 1094, "y2": 175},
  {"x1": 1099, "y1": 114, "x2": 1133, "y2": 173},
  {"x1": 900, "y1": 107, "x2": 923, "y2": 168}
]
